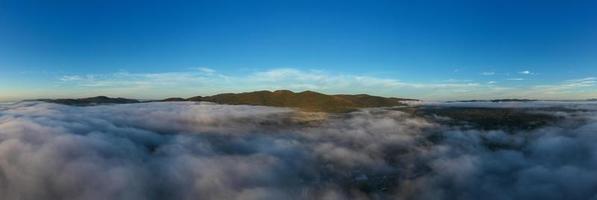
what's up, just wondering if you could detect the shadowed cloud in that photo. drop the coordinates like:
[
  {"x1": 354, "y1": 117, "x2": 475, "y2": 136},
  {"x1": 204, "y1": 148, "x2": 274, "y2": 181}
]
[{"x1": 1, "y1": 101, "x2": 597, "y2": 199}]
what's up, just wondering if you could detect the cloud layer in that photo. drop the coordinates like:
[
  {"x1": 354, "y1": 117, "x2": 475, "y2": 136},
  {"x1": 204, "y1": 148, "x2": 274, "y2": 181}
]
[{"x1": 1, "y1": 102, "x2": 597, "y2": 199}]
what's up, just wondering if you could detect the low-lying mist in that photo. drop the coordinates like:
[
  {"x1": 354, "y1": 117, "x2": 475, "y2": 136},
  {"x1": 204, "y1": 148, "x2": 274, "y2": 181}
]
[{"x1": 1, "y1": 101, "x2": 597, "y2": 200}]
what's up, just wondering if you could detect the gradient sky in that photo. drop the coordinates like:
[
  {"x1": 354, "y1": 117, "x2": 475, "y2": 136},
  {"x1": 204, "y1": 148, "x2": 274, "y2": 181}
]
[{"x1": 1, "y1": 0, "x2": 596, "y2": 101}]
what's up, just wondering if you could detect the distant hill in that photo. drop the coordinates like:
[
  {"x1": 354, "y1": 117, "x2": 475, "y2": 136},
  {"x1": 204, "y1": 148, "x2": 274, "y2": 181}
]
[
  {"x1": 489, "y1": 99, "x2": 536, "y2": 102},
  {"x1": 160, "y1": 97, "x2": 186, "y2": 102},
  {"x1": 37, "y1": 96, "x2": 140, "y2": 106},
  {"x1": 187, "y1": 90, "x2": 413, "y2": 112},
  {"x1": 450, "y1": 99, "x2": 537, "y2": 103},
  {"x1": 404, "y1": 106, "x2": 557, "y2": 131},
  {"x1": 34, "y1": 90, "x2": 414, "y2": 112}
]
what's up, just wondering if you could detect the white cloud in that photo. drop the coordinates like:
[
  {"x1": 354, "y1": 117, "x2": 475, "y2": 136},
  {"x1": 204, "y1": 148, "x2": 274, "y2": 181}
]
[
  {"x1": 445, "y1": 79, "x2": 473, "y2": 83},
  {"x1": 481, "y1": 72, "x2": 495, "y2": 76},
  {"x1": 59, "y1": 75, "x2": 83, "y2": 81},
  {"x1": 196, "y1": 67, "x2": 216, "y2": 74},
  {"x1": 519, "y1": 70, "x2": 532, "y2": 75},
  {"x1": 249, "y1": 68, "x2": 328, "y2": 82}
]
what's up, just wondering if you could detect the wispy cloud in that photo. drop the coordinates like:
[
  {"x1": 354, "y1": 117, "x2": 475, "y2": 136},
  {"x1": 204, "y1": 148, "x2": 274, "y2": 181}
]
[
  {"x1": 513, "y1": 77, "x2": 597, "y2": 99},
  {"x1": 519, "y1": 70, "x2": 533, "y2": 75},
  {"x1": 59, "y1": 75, "x2": 84, "y2": 81},
  {"x1": 481, "y1": 72, "x2": 495, "y2": 76},
  {"x1": 196, "y1": 67, "x2": 216, "y2": 74},
  {"x1": 55, "y1": 68, "x2": 596, "y2": 100},
  {"x1": 532, "y1": 77, "x2": 596, "y2": 92},
  {"x1": 57, "y1": 68, "x2": 490, "y2": 99},
  {"x1": 563, "y1": 77, "x2": 596, "y2": 87}
]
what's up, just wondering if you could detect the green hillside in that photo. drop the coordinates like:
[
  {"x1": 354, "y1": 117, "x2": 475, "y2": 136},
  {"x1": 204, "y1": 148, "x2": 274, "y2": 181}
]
[{"x1": 188, "y1": 90, "x2": 411, "y2": 112}]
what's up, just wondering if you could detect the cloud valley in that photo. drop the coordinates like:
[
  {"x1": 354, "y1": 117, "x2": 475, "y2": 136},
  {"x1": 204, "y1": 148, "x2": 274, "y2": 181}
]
[{"x1": 1, "y1": 102, "x2": 597, "y2": 200}]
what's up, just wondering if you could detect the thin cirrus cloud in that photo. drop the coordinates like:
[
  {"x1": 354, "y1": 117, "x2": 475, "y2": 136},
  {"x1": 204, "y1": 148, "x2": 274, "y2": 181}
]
[
  {"x1": 55, "y1": 68, "x2": 487, "y2": 99},
  {"x1": 52, "y1": 68, "x2": 597, "y2": 100},
  {"x1": 519, "y1": 70, "x2": 533, "y2": 75},
  {"x1": 529, "y1": 77, "x2": 597, "y2": 96},
  {"x1": 481, "y1": 70, "x2": 534, "y2": 76}
]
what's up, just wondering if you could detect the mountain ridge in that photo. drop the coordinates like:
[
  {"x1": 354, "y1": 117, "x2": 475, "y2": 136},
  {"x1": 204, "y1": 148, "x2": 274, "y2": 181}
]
[
  {"x1": 185, "y1": 90, "x2": 414, "y2": 112},
  {"x1": 33, "y1": 90, "x2": 416, "y2": 113},
  {"x1": 35, "y1": 96, "x2": 140, "y2": 106}
]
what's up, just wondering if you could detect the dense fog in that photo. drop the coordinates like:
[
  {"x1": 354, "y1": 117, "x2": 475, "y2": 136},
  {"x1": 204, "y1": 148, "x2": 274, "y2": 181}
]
[{"x1": 1, "y1": 101, "x2": 597, "y2": 200}]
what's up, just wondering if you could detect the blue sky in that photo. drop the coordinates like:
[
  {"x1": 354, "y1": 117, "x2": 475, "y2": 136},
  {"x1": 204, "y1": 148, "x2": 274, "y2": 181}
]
[{"x1": 1, "y1": 0, "x2": 596, "y2": 101}]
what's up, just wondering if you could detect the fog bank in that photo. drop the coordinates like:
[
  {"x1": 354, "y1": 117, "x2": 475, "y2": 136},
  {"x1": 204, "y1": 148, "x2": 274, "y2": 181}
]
[{"x1": 1, "y1": 102, "x2": 597, "y2": 200}]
